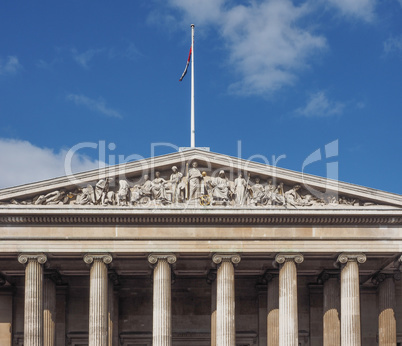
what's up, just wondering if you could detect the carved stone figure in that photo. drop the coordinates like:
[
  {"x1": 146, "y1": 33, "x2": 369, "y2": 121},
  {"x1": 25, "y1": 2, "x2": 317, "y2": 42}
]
[
  {"x1": 116, "y1": 180, "x2": 130, "y2": 206},
  {"x1": 284, "y1": 185, "x2": 300, "y2": 207},
  {"x1": 130, "y1": 175, "x2": 152, "y2": 205},
  {"x1": 76, "y1": 185, "x2": 95, "y2": 205},
  {"x1": 250, "y1": 178, "x2": 266, "y2": 206},
  {"x1": 339, "y1": 196, "x2": 357, "y2": 205},
  {"x1": 141, "y1": 175, "x2": 152, "y2": 197},
  {"x1": 200, "y1": 171, "x2": 212, "y2": 196},
  {"x1": 264, "y1": 180, "x2": 275, "y2": 206},
  {"x1": 169, "y1": 166, "x2": 185, "y2": 203},
  {"x1": 210, "y1": 170, "x2": 231, "y2": 203},
  {"x1": 95, "y1": 179, "x2": 110, "y2": 205},
  {"x1": 34, "y1": 190, "x2": 66, "y2": 205},
  {"x1": 273, "y1": 182, "x2": 286, "y2": 206},
  {"x1": 188, "y1": 161, "x2": 203, "y2": 200},
  {"x1": 234, "y1": 173, "x2": 247, "y2": 206},
  {"x1": 152, "y1": 172, "x2": 169, "y2": 203},
  {"x1": 285, "y1": 185, "x2": 312, "y2": 207},
  {"x1": 130, "y1": 185, "x2": 142, "y2": 205}
]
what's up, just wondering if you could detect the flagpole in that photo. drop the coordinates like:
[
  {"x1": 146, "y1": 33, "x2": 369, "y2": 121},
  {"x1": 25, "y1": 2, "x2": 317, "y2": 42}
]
[{"x1": 191, "y1": 24, "x2": 195, "y2": 148}]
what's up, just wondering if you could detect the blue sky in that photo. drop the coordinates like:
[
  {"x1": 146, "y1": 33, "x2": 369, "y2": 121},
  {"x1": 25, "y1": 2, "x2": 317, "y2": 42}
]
[{"x1": 0, "y1": 0, "x2": 401, "y2": 194}]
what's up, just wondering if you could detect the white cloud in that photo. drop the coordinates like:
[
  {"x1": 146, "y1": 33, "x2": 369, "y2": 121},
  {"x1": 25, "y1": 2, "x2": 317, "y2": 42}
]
[
  {"x1": 168, "y1": 0, "x2": 225, "y2": 25},
  {"x1": 71, "y1": 48, "x2": 104, "y2": 68},
  {"x1": 223, "y1": 1, "x2": 326, "y2": 94},
  {"x1": 0, "y1": 56, "x2": 22, "y2": 75},
  {"x1": 0, "y1": 139, "x2": 102, "y2": 189},
  {"x1": 296, "y1": 91, "x2": 344, "y2": 117},
  {"x1": 164, "y1": 0, "x2": 326, "y2": 95},
  {"x1": 325, "y1": 0, "x2": 376, "y2": 21},
  {"x1": 67, "y1": 94, "x2": 123, "y2": 119},
  {"x1": 384, "y1": 35, "x2": 402, "y2": 55}
]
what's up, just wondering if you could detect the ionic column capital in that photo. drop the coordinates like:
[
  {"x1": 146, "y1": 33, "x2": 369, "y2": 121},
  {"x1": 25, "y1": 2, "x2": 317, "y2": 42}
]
[
  {"x1": 394, "y1": 255, "x2": 402, "y2": 271},
  {"x1": 18, "y1": 253, "x2": 47, "y2": 265},
  {"x1": 275, "y1": 253, "x2": 304, "y2": 266},
  {"x1": 317, "y1": 270, "x2": 339, "y2": 284},
  {"x1": 148, "y1": 253, "x2": 177, "y2": 266},
  {"x1": 109, "y1": 270, "x2": 121, "y2": 288},
  {"x1": 83, "y1": 253, "x2": 113, "y2": 265},
  {"x1": 337, "y1": 253, "x2": 366, "y2": 265},
  {"x1": 206, "y1": 269, "x2": 217, "y2": 284},
  {"x1": 371, "y1": 272, "x2": 399, "y2": 286},
  {"x1": 212, "y1": 253, "x2": 241, "y2": 266}
]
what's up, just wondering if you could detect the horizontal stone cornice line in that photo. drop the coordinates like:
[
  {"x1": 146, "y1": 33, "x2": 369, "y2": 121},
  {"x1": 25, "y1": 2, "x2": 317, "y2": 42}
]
[
  {"x1": 148, "y1": 253, "x2": 177, "y2": 265},
  {"x1": 18, "y1": 253, "x2": 47, "y2": 265},
  {"x1": 275, "y1": 253, "x2": 304, "y2": 265},
  {"x1": 1, "y1": 213, "x2": 402, "y2": 226},
  {"x1": 83, "y1": 253, "x2": 113, "y2": 265},
  {"x1": 337, "y1": 253, "x2": 367, "y2": 264}
]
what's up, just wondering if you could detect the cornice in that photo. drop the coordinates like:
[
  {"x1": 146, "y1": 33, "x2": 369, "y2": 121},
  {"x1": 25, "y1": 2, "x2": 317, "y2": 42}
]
[{"x1": 0, "y1": 207, "x2": 402, "y2": 225}]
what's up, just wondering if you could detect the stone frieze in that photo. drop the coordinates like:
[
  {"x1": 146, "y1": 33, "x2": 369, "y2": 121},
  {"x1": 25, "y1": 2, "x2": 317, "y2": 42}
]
[{"x1": 2, "y1": 161, "x2": 381, "y2": 209}]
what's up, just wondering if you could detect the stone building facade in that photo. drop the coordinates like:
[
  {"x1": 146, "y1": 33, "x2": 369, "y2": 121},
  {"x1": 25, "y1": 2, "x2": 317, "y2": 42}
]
[{"x1": 0, "y1": 149, "x2": 401, "y2": 346}]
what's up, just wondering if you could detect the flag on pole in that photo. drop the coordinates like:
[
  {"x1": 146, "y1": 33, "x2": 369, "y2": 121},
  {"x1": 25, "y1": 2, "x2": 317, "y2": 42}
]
[{"x1": 179, "y1": 47, "x2": 192, "y2": 81}]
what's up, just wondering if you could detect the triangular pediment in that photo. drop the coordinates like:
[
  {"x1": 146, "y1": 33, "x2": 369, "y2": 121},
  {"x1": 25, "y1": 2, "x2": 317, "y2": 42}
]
[{"x1": 0, "y1": 149, "x2": 401, "y2": 209}]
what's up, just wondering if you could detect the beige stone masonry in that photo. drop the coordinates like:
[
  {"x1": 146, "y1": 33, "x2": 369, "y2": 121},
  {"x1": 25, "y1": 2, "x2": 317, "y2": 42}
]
[
  {"x1": 213, "y1": 253, "x2": 241, "y2": 346},
  {"x1": 372, "y1": 273, "x2": 397, "y2": 346},
  {"x1": 337, "y1": 253, "x2": 366, "y2": 346},
  {"x1": 84, "y1": 253, "x2": 113, "y2": 346},
  {"x1": 319, "y1": 272, "x2": 341, "y2": 346},
  {"x1": 148, "y1": 253, "x2": 177, "y2": 346},
  {"x1": 275, "y1": 253, "x2": 304, "y2": 346},
  {"x1": 43, "y1": 277, "x2": 56, "y2": 346},
  {"x1": 18, "y1": 253, "x2": 47, "y2": 346},
  {"x1": 267, "y1": 275, "x2": 279, "y2": 346}
]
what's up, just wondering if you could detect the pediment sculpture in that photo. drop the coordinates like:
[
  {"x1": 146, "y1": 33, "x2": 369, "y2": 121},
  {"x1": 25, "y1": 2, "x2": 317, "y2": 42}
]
[{"x1": 3, "y1": 160, "x2": 379, "y2": 208}]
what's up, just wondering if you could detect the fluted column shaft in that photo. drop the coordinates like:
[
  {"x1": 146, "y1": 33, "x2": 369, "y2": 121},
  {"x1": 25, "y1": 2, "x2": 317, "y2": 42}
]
[
  {"x1": 337, "y1": 253, "x2": 366, "y2": 346},
  {"x1": 213, "y1": 254, "x2": 241, "y2": 346},
  {"x1": 108, "y1": 278, "x2": 114, "y2": 346},
  {"x1": 148, "y1": 254, "x2": 176, "y2": 346},
  {"x1": 275, "y1": 253, "x2": 303, "y2": 346},
  {"x1": 84, "y1": 254, "x2": 113, "y2": 346},
  {"x1": 209, "y1": 271, "x2": 217, "y2": 346},
  {"x1": 323, "y1": 277, "x2": 340, "y2": 346},
  {"x1": 267, "y1": 276, "x2": 279, "y2": 346},
  {"x1": 43, "y1": 278, "x2": 56, "y2": 346},
  {"x1": 18, "y1": 253, "x2": 47, "y2": 346},
  {"x1": 378, "y1": 276, "x2": 396, "y2": 346}
]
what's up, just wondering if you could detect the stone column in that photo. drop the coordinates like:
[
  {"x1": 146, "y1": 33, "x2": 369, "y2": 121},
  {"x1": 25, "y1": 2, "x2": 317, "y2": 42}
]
[
  {"x1": 43, "y1": 277, "x2": 56, "y2": 346},
  {"x1": 83, "y1": 253, "x2": 113, "y2": 346},
  {"x1": 275, "y1": 253, "x2": 304, "y2": 346},
  {"x1": 0, "y1": 276, "x2": 13, "y2": 346},
  {"x1": 148, "y1": 253, "x2": 177, "y2": 346},
  {"x1": 107, "y1": 277, "x2": 114, "y2": 346},
  {"x1": 56, "y1": 284, "x2": 68, "y2": 346},
  {"x1": 18, "y1": 253, "x2": 48, "y2": 346},
  {"x1": 267, "y1": 275, "x2": 279, "y2": 346},
  {"x1": 212, "y1": 253, "x2": 241, "y2": 346},
  {"x1": 256, "y1": 282, "x2": 267, "y2": 346},
  {"x1": 337, "y1": 253, "x2": 366, "y2": 346},
  {"x1": 108, "y1": 271, "x2": 120, "y2": 346},
  {"x1": 372, "y1": 273, "x2": 397, "y2": 346},
  {"x1": 207, "y1": 270, "x2": 217, "y2": 346},
  {"x1": 318, "y1": 271, "x2": 340, "y2": 346}
]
